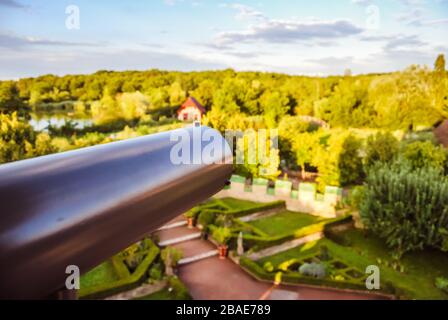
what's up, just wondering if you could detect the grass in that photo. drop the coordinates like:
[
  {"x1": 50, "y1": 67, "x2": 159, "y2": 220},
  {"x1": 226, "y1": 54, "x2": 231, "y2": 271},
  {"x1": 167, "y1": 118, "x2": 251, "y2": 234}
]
[
  {"x1": 135, "y1": 277, "x2": 191, "y2": 300},
  {"x1": 328, "y1": 228, "x2": 448, "y2": 300},
  {"x1": 247, "y1": 211, "x2": 325, "y2": 236},
  {"x1": 256, "y1": 228, "x2": 448, "y2": 300},
  {"x1": 80, "y1": 260, "x2": 120, "y2": 289},
  {"x1": 217, "y1": 198, "x2": 262, "y2": 211}
]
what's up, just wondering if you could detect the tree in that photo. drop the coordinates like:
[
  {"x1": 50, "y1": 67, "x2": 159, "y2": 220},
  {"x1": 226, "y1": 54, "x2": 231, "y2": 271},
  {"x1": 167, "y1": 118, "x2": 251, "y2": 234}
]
[
  {"x1": 314, "y1": 131, "x2": 363, "y2": 190},
  {"x1": 338, "y1": 134, "x2": 364, "y2": 186},
  {"x1": 0, "y1": 112, "x2": 36, "y2": 163},
  {"x1": 292, "y1": 131, "x2": 321, "y2": 179},
  {"x1": 260, "y1": 91, "x2": 290, "y2": 128},
  {"x1": 360, "y1": 160, "x2": 448, "y2": 257},
  {"x1": 0, "y1": 81, "x2": 24, "y2": 111},
  {"x1": 169, "y1": 81, "x2": 186, "y2": 106},
  {"x1": 435, "y1": 54, "x2": 446, "y2": 74},
  {"x1": 364, "y1": 132, "x2": 399, "y2": 168},
  {"x1": 234, "y1": 129, "x2": 280, "y2": 180},
  {"x1": 278, "y1": 115, "x2": 314, "y2": 169},
  {"x1": 401, "y1": 140, "x2": 446, "y2": 170}
]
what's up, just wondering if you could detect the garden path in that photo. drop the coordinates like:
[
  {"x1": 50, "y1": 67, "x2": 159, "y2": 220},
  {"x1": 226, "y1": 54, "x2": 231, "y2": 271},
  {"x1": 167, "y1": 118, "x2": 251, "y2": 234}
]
[{"x1": 155, "y1": 216, "x2": 386, "y2": 300}]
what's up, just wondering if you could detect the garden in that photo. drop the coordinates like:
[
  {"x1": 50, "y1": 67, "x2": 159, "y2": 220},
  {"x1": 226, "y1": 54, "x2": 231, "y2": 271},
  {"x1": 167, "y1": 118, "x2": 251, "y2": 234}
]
[{"x1": 79, "y1": 238, "x2": 190, "y2": 300}]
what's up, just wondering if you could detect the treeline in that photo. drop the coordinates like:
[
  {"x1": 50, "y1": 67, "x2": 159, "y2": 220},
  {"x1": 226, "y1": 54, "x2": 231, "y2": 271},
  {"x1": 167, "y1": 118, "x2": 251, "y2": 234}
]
[{"x1": 1, "y1": 54, "x2": 447, "y2": 130}]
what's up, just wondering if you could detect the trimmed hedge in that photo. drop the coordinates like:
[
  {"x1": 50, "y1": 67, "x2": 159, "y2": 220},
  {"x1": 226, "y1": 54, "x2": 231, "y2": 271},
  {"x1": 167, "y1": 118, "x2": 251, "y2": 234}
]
[
  {"x1": 111, "y1": 255, "x2": 131, "y2": 279},
  {"x1": 79, "y1": 242, "x2": 160, "y2": 299},
  {"x1": 237, "y1": 214, "x2": 352, "y2": 251},
  {"x1": 223, "y1": 200, "x2": 286, "y2": 218},
  {"x1": 240, "y1": 254, "x2": 396, "y2": 294}
]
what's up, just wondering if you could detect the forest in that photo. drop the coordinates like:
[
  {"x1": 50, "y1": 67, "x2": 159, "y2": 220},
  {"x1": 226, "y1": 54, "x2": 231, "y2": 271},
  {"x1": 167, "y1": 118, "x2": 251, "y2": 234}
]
[{"x1": 0, "y1": 54, "x2": 447, "y2": 190}]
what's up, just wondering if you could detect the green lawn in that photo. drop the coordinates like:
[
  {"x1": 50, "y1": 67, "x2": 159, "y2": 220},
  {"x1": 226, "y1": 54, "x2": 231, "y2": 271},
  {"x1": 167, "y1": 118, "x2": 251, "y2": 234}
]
[
  {"x1": 256, "y1": 228, "x2": 448, "y2": 300},
  {"x1": 328, "y1": 228, "x2": 448, "y2": 300},
  {"x1": 218, "y1": 198, "x2": 262, "y2": 211},
  {"x1": 80, "y1": 260, "x2": 120, "y2": 289},
  {"x1": 247, "y1": 211, "x2": 325, "y2": 236}
]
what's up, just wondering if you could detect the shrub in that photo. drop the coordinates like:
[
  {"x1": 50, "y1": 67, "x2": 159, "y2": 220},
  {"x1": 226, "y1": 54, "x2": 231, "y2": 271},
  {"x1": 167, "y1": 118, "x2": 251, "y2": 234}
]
[
  {"x1": 360, "y1": 160, "x2": 448, "y2": 256},
  {"x1": 79, "y1": 241, "x2": 159, "y2": 299},
  {"x1": 211, "y1": 226, "x2": 232, "y2": 245},
  {"x1": 161, "y1": 246, "x2": 183, "y2": 267},
  {"x1": 263, "y1": 261, "x2": 274, "y2": 272},
  {"x1": 167, "y1": 276, "x2": 192, "y2": 300},
  {"x1": 435, "y1": 277, "x2": 448, "y2": 293},
  {"x1": 401, "y1": 141, "x2": 446, "y2": 170},
  {"x1": 364, "y1": 132, "x2": 399, "y2": 168},
  {"x1": 299, "y1": 263, "x2": 326, "y2": 279},
  {"x1": 148, "y1": 263, "x2": 163, "y2": 281},
  {"x1": 197, "y1": 210, "x2": 216, "y2": 228}
]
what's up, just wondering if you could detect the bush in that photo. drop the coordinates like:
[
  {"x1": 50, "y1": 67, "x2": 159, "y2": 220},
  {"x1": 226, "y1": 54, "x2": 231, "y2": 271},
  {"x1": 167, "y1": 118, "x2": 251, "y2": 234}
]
[
  {"x1": 167, "y1": 277, "x2": 191, "y2": 300},
  {"x1": 364, "y1": 132, "x2": 399, "y2": 168},
  {"x1": 299, "y1": 263, "x2": 326, "y2": 279},
  {"x1": 360, "y1": 160, "x2": 448, "y2": 256},
  {"x1": 435, "y1": 277, "x2": 448, "y2": 293},
  {"x1": 263, "y1": 261, "x2": 274, "y2": 272},
  {"x1": 211, "y1": 226, "x2": 232, "y2": 245},
  {"x1": 161, "y1": 246, "x2": 183, "y2": 267},
  {"x1": 401, "y1": 141, "x2": 446, "y2": 170},
  {"x1": 148, "y1": 263, "x2": 163, "y2": 281},
  {"x1": 197, "y1": 210, "x2": 216, "y2": 228},
  {"x1": 79, "y1": 240, "x2": 160, "y2": 299}
]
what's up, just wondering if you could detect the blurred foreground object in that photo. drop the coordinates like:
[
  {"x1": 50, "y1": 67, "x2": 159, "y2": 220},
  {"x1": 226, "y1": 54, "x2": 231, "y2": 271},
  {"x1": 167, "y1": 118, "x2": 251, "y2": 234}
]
[{"x1": 0, "y1": 126, "x2": 232, "y2": 299}]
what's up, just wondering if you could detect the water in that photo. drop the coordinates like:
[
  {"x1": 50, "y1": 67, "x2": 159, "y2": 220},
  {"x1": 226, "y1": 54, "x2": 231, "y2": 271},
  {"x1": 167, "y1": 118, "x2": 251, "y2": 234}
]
[{"x1": 29, "y1": 112, "x2": 93, "y2": 131}]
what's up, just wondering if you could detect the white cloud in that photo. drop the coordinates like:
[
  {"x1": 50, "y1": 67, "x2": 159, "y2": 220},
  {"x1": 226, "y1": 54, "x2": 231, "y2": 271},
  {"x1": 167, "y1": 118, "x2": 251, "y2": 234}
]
[
  {"x1": 215, "y1": 19, "x2": 363, "y2": 45},
  {"x1": 0, "y1": 33, "x2": 103, "y2": 49}
]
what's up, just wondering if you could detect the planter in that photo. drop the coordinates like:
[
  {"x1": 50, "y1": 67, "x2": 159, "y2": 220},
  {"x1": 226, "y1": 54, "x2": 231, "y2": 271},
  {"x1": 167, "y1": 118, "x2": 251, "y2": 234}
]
[
  {"x1": 187, "y1": 217, "x2": 194, "y2": 229},
  {"x1": 218, "y1": 245, "x2": 228, "y2": 259}
]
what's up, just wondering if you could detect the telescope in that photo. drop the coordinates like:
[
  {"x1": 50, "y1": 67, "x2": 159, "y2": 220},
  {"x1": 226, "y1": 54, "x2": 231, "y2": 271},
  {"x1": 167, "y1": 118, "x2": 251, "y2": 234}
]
[{"x1": 0, "y1": 125, "x2": 233, "y2": 299}]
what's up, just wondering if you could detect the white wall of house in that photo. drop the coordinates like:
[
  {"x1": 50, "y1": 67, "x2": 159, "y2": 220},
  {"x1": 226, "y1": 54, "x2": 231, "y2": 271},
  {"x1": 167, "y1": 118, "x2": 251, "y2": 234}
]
[{"x1": 178, "y1": 107, "x2": 202, "y2": 121}]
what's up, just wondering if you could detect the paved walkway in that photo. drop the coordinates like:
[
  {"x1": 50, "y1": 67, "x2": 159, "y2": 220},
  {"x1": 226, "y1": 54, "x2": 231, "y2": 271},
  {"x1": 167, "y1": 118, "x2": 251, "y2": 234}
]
[{"x1": 155, "y1": 215, "x2": 387, "y2": 300}]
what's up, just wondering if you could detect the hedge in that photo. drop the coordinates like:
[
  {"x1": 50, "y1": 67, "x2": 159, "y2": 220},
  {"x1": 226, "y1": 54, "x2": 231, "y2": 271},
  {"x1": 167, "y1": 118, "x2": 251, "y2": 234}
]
[
  {"x1": 236, "y1": 214, "x2": 352, "y2": 251},
  {"x1": 79, "y1": 242, "x2": 160, "y2": 299},
  {"x1": 111, "y1": 255, "x2": 131, "y2": 279},
  {"x1": 222, "y1": 200, "x2": 286, "y2": 218},
  {"x1": 239, "y1": 256, "x2": 395, "y2": 294}
]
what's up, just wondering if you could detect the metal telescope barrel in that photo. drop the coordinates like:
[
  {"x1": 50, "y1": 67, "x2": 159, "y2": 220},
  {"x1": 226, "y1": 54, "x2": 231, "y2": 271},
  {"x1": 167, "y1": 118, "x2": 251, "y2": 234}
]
[{"x1": 0, "y1": 125, "x2": 233, "y2": 299}]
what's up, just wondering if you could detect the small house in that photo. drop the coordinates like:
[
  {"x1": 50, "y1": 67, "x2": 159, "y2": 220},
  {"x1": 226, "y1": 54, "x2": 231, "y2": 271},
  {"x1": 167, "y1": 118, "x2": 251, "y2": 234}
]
[{"x1": 177, "y1": 97, "x2": 206, "y2": 122}]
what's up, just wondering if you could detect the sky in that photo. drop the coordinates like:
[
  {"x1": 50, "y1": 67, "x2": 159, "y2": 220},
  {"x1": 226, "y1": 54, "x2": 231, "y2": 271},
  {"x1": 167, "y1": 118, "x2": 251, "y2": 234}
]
[{"x1": 0, "y1": 0, "x2": 447, "y2": 79}]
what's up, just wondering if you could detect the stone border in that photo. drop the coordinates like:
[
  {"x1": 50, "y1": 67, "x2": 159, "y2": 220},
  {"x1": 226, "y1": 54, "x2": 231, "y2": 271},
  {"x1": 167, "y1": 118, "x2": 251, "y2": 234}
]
[{"x1": 215, "y1": 175, "x2": 343, "y2": 218}]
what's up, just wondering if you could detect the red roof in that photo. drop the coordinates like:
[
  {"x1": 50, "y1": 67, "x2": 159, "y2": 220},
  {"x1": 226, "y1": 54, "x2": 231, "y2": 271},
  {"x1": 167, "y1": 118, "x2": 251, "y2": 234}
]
[{"x1": 177, "y1": 97, "x2": 206, "y2": 114}]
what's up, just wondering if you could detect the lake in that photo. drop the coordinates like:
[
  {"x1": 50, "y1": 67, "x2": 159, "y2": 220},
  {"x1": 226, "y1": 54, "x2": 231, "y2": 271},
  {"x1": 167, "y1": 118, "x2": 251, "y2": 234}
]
[{"x1": 29, "y1": 112, "x2": 93, "y2": 131}]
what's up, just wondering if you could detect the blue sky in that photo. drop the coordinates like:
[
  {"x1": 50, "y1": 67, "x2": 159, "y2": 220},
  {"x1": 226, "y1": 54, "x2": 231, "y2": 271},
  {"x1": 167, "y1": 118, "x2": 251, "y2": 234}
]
[{"x1": 0, "y1": 0, "x2": 447, "y2": 79}]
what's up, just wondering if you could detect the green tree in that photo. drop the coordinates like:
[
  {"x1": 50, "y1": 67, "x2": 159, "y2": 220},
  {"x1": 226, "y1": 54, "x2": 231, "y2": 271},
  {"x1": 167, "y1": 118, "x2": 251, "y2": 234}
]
[
  {"x1": 292, "y1": 131, "x2": 321, "y2": 179},
  {"x1": 364, "y1": 132, "x2": 399, "y2": 168},
  {"x1": 260, "y1": 91, "x2": 290, "y2": 128},
  {"x1": 435, "y1": 54, "x2": 446, "y2": 74},
  {"x1": 401, "y1": 140, "x2": 446, "y2": 170},
  {"x1": 0, "y1": 112, "x2": 36, "y2": 163},
  {"x1": 338, "y1": 134, "x2": 364, "y2": 186},
  {"x1": 360, "y1": 160, "x2": 448, "y2": 256}
]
